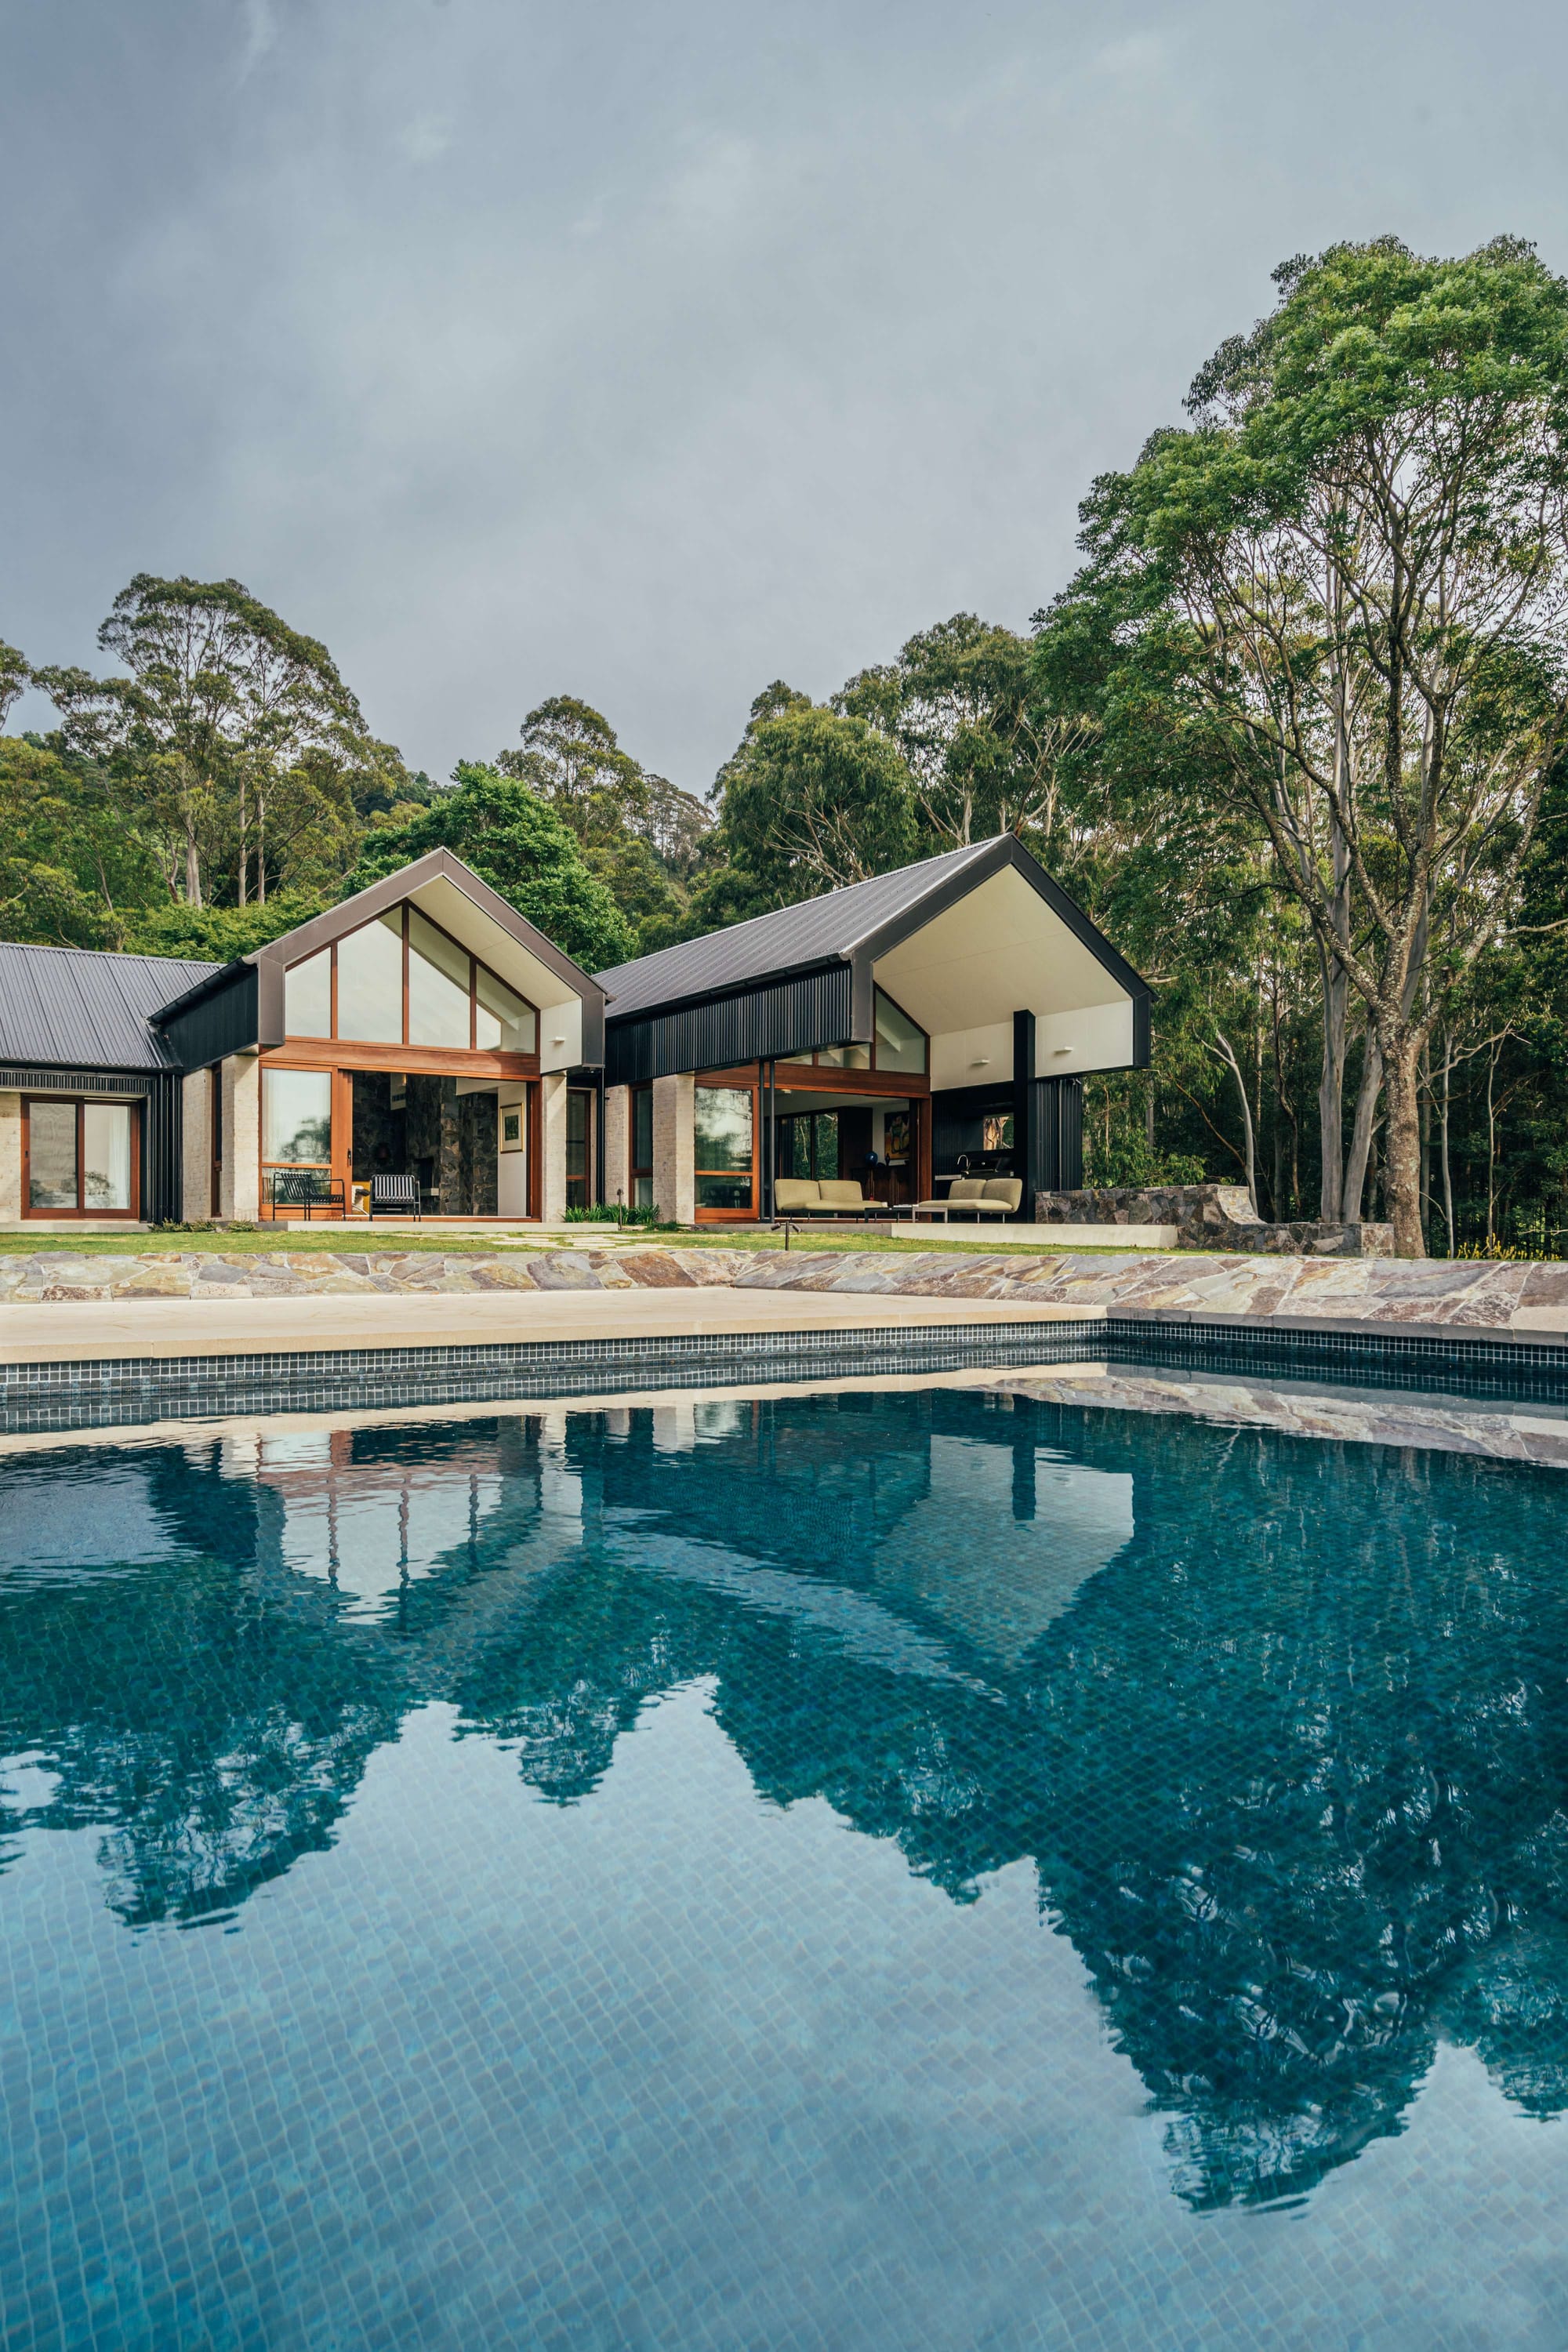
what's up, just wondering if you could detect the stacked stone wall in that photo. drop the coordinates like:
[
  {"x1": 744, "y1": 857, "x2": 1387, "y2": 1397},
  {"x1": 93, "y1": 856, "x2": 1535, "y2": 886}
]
[{"x1": 1035, "y1": 1183, "x2": 1392, "y2": 1258}]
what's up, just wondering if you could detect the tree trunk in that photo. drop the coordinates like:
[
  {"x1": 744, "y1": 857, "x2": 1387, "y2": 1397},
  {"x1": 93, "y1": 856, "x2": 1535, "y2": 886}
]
[
  {"x1": 1214, "y1": 1030, "x2": 1258, "y2": 1214},
  {"x1": 1381, "y1": 1029, "x2": 1426, "y2": 1258},
  {"x1": 1343, "y1": 1033, "x2": 1381, "y2": 1223},
  {"x1": 238, "y1": 771, "x2": 249, "y2": 906},
  {"x1": 183, "y1": 821, "x2": 202, "y2": 909},
  {"x1": 1439, "y1": 1036, "x2": 1454, "y2": 1254}
]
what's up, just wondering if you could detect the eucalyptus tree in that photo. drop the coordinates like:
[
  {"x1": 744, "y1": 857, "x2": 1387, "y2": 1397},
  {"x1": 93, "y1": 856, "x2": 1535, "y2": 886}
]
[
  {"x1": 1039, "y1": 237, "x2": 1568, "y2": 1254},
  {"x1": 0, "y1": 639, "x2": 27, "y2": 730},
  {"x1": 709, "y1": 684, "x2": 919, "y2": 900},
  {"x1": 37, "y1": 575, "x2": 369, "y2": 908},
  {"x1": 838, "y1": 612, "x2": 1091, "y2": 851}
]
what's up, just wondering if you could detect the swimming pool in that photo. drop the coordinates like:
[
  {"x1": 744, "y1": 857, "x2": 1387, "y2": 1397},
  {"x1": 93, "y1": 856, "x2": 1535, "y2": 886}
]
[{"x1": 4, "y1": 1385, "x2": 1568, "y2": 2347}]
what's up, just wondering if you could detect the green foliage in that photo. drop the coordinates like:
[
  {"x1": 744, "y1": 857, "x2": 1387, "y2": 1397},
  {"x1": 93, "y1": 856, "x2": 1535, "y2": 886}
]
[
  {"x1": 562, "y1": 1202, "x2": 676, "y2": 1229},
  {"x1": 0, "y1": 735, "x2": 164, "y2": 946},
  {"x1": 0, "y1": 641, "x2": 27, "y2": 730},
  {"x1": 497, "y1": 695, "x2": 710, "y2": 950},
  {"x1": 705, "y1": 687, "x2": 919, "y2": 908},
  {"x1": 121, "y1": 892, "x2": 327, "y2": 963},
  {"x1": 348, "y1": 761, "x2": 636, "y2": 971},
  {"x1": 839, "y1": 613, "x2": 1089, "y2": 852},
  {"x1": 35, "y1": 573, "x2": 374, "y2": 912}
]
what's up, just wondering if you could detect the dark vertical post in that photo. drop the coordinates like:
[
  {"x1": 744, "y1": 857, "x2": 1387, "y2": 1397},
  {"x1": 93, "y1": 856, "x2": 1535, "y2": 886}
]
[
  {"x1": 1013, "y1": 1009, "x2": 1044, "y2": 1221},
  {"x1": 760, "y1": 1058, "x2": 775, "y2": 1220},
  {"x1": 594, "y1": 1073, "x2": 606, "y2": 1207},
  {"x1": 1058, "y1": 1075, "x2": 1084, "y2": 1190}
]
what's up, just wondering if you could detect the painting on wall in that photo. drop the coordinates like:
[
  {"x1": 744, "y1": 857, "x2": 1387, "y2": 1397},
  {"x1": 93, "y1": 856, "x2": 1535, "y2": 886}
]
[
  {"x1": 884, "y1": 1111, "x2": 911, "y2": 1163},
  {"x1": 500, "y1": 1104, "x2": 524, "y2": 1153}
]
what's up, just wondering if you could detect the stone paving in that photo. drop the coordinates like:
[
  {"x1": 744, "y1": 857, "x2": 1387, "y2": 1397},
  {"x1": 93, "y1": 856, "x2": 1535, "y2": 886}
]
[{"x1": 2, "y1": 1243, "x2": 1567, "y2": 1336}]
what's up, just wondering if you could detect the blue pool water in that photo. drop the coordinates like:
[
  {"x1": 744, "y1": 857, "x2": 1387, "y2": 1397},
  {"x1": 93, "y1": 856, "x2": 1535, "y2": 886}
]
[{"x1": 4, "y1": 1386, "x2": 1568, "y2": 2349}]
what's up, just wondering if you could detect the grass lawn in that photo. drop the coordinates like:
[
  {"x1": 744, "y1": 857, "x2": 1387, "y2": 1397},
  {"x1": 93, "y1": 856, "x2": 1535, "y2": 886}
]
[{"x1": 0, "y1": 1224, "x2": 1173, "y2": 1260}]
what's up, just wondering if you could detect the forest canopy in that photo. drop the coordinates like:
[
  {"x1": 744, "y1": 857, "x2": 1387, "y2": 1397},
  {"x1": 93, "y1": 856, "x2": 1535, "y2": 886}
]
[{"x1": 5, "y1": 236, "x2": 1568, "y2": 1256}]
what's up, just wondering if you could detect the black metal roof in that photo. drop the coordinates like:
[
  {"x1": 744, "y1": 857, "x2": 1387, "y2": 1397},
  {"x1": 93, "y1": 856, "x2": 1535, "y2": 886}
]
[
  {"x1": 0, "y1": 942, "x2": 224, "y2": 1071},
  {"x1": 597, "y1": 837, "x2": 1148, "y2": 1019},
  {"x1": 597, "y1": 842, "x2": 996, "y2": 1016}
]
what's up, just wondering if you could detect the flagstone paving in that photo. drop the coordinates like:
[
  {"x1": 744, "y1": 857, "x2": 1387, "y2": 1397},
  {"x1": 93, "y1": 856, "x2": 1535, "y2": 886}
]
[{"x1": 1, "y1": 1243, "x2": 1565, "y2": 1336}]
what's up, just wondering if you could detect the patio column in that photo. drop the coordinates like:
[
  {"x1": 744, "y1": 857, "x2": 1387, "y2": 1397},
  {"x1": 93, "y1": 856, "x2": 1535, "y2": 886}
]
[
  {"x1": 221, "y1": 1053, "x2": 260, "y2": 1221},
  {"x1": 652, "y1": 1073, "x2": 695, "y2": 1224},
  {"x1": 0, "y1": 1092, "x2": 20, "y2": 1221},
  {"x1": 603, "y1": 1084, "x2": 630, "y2": 1210},
  {"x1": 539, "y1": 1070, "x2": 568, "y2": 1221}
]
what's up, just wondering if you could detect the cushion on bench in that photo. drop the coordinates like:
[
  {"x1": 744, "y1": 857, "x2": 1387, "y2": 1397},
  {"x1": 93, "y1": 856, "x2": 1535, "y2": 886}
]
[{"x1": 774, "y1": 1179, "x2": 820, "y2": 1210}]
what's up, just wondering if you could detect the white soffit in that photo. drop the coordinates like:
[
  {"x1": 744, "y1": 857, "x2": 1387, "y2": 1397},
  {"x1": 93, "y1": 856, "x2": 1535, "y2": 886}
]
[
  {"x1": 870, "y1": 866, "x2": 1131, "y2": 1032},
  {"x1": 406, "y1": 875, "x2": 585, "y2": 1015}
]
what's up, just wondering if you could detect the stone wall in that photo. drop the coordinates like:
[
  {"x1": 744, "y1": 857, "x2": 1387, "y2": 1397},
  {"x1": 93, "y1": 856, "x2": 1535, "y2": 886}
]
[
  {"x1": 1035, "y1": 1182, "x2": 1393, "y2": 1258},
  {"x1": 3, "y1": 1242, "x2": 1566, "y2": 1338}
]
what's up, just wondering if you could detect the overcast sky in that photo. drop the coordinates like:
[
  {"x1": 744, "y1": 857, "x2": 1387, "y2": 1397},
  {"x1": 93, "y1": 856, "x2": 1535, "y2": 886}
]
[{"x1": 5, "y1": 0, "x2": 1566, "y2": 792}]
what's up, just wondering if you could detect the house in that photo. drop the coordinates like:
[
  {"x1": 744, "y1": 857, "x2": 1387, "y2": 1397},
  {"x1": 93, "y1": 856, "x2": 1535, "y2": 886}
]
[
  {"x1": 0, "y1": 851, "x2": 606, "y2": 1224},
  {"x1": 0, "y1": 836, "x2": 1145, "y2": 1227},
  {"x1": 596, "y1": 835, "x2": 1149, "y2": 1222}
]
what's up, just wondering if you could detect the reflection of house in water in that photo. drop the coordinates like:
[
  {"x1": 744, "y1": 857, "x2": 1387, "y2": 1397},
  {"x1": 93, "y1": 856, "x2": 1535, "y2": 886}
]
[{"x1": 9, "y1": 1394, "x2": 1568, "y2": 2214}]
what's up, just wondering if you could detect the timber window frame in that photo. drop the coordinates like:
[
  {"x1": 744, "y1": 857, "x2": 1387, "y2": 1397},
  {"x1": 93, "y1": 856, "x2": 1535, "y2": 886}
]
[{"x1": 283, "y1": 904, "x2": 539, "y2": 1053}]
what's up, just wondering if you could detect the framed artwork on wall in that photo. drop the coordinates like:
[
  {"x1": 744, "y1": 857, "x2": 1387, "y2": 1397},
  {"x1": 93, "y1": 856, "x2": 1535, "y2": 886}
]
[
  {"x1": 500, "y1": 1104, "x2": 524, "y2": 1152},
  {"x1": 884, "y1": 1110, "x2": 911, "y2": 1163}
]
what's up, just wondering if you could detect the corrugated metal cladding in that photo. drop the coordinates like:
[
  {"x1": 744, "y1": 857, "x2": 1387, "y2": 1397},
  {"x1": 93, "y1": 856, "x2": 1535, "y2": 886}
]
[
  {"x1": 140, "y1": 1073, "x2": 183, "y2": 1223},
  {"x1": 0, "y1": 943, "x2": 221, "y2": 1069},
  {"x1": 156, "y1": 967, "x2": 260, "y2": 1069},
  {"x1": 606, "y1": 964, "x2": 855, "y2": 1085}
]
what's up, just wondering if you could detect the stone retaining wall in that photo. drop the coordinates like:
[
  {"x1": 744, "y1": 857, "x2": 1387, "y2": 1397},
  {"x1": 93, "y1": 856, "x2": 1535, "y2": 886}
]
[
  {"x1": 2, "y1": 1243, "x2": 1566, "y2": 1337},
  {"x1": 1035, "y1": 1182, "x2": 1392, "y2": 1257}
]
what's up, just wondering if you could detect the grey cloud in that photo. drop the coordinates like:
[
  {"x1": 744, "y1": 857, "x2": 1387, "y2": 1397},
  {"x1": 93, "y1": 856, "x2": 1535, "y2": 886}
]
[{"x1": 5, "y1": 0, "x2": 1566, "y2": 789}]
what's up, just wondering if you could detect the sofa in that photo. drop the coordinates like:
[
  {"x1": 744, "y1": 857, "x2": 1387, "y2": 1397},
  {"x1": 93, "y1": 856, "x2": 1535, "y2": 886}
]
[
  {"x1": 911, "y1": 1177, "x2": 1022, "y2": 1221},
  {"x1": 773, "y1": 1178, "x2": 871, "y2": 1219}
]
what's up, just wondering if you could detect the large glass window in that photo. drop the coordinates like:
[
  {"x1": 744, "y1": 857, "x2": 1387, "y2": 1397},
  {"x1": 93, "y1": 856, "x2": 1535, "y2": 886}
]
[
  {"x1": 82, "y1": 1105, "x2": 132, "y2": 1210},
  {"x1": 630, "y1": 1085, "x2": 654, "y2": 1209},
  {"x1": 282, "y1": 902, "x2": 541, "y2": 1054},
  {"x1": 776, "y1": 1110, "x2": 839, "y2": 1182},
  {"x1": 475, "y1": 965, "x2": 536, "y2": 1052},
  {"x1": 566, "y1": 1090, "x2": 592, "y2": 1208},
  {"x1": 695, "y1": 1084, "x2": 753, "y2": 1212},
  {"x1": 285, "y1": 948, "x2": 332, "y2": 1036},
  {"x1": 263, "y1": 1069, "x2": 332, "y2": 1164},
  {"x1": 25, "y1": 1099, "x2": 136, "y2": 1216},
  {"x1": 408, "y1": 909, "x2": 473, "y2": 1047},
  {"x1": 817, "y1": 1043, "x2": 871, "y2": 1070},
  {"x1": 873, "y1": 989, "x2": 927, "y2": 1073},
  {"x1": 335, "y1": 913, "x2": 405, "y2": 1042},
  {"x1": 27, "y1": 1102, "x2": 78, "y2": 1210}
]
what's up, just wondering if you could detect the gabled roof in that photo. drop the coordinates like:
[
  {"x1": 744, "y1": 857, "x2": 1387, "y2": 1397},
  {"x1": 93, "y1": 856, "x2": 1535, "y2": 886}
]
[
  {"x1": 147, "y1": 849, "x2": 608, "y2": 1071},
  {"x1": 597, "y1": 836, "x2": 1148, "y2": 1018},
  {"x1": 0, "y1": 942, "x2": 223, "y2": 1073},
  {"x1": 151, "y1": 849, "x2": 605, "y2": 1025}
]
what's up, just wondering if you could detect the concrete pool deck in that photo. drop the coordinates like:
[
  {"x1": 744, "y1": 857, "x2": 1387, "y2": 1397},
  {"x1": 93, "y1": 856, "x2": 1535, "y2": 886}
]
[{"x1": 0, "y1": 1285, "x2": 1098, "y2": 1365}]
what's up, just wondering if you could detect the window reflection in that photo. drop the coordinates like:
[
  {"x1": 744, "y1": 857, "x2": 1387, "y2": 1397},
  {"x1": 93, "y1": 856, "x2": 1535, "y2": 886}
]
[
  {"x1": 285, "y1": 949, "x2": 332, "y2": 1037},
  {"x1": 82, "y1": 1105, "x2": 132, "y2": 1210},
  {"x1": 335, "y1": 914, "x2": 405, "y2": 1042},
  {"x1": 263, "y1": 1069, "x2": 332, "y2": 1163},
  {"x1": 408, "y1": 911, "x2": 471, "y2": 1048},
  {"x1": 27, "y1": 1102, "x2": 78, "y2": 1209}
]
